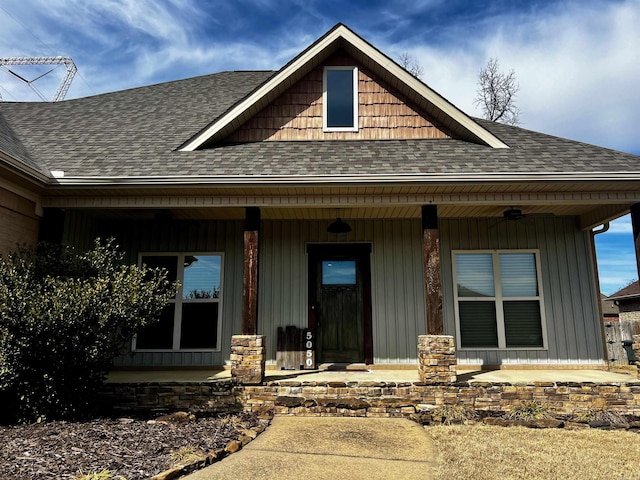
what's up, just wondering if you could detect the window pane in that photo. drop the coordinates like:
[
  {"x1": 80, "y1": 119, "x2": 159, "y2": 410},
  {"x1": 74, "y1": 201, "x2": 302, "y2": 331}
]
[
  {"x1": 183, "y1": 255, "x2": 221, "y2": 299},
  {"x1": 455, "y1": 253, "x2": 494, "y2": 297},
  {"x1": 500, "y1": 253, "x2": 538, "y2": 297},
  {"x1": 326, "y1": 69, "x2": 354, "y2": 127},
  {"x1": 180, "y1": 303, "x2": 218, "y2": 349},
  {"x1": 322, "y1": 260, "x2": 356, "y2": 285},
  {"x1": 135, "y1": 304, "x2": 175, "y2": 349},
  {"x1": 459, "y1": 301, "x2": 498, "y2": 348},
  {"x1": 141, "y1": 255, "x2": 178, "y2": 282},
  {"x1": 504, "y1": 301, "x2": 543, "y2": 347}
]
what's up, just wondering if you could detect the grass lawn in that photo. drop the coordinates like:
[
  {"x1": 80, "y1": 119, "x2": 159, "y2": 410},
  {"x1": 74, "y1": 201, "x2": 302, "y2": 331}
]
[{"x1": 426, "y1": 424, "x2": 640, "y2": 480}]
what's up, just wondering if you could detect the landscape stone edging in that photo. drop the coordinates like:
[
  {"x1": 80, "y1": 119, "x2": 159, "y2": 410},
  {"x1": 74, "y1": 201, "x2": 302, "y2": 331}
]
[{"x1": 149, "y1": 414, "x2": 272, "y2": 480}]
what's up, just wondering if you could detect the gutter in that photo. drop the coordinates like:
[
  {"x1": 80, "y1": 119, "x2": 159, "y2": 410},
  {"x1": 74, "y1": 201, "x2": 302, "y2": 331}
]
[
  {"x1": 48, "y1": 172, "x2": 640, "y2": 187},
  {"x1": 0, "y1": 150, "x2": 50, "y2": 184},
  {"x1": 590, "y1": 222, "x2": 612, "y2": 367}
]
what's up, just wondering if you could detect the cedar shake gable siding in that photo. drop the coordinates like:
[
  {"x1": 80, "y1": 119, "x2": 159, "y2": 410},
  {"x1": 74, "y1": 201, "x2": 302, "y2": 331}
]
[{"x1": 227, "y1": 51, "x2": 450, "y2": 142}]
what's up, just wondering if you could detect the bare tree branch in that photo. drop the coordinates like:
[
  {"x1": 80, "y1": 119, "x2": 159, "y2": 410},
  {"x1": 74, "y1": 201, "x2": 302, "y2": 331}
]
[
  {"x1": 399, "y1": 52, "x2": 424, "y2": 79},
  {"x1": 474, "y1": 58, "x2": 520, "y2": 125}
]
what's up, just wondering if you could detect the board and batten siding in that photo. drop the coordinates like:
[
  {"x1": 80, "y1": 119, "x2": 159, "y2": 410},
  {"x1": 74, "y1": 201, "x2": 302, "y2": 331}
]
[
  {"x1": 62, "y1": 212, "x2": 603, "y2": 367},
  {"x1": 440, "y1": 216, "x2": 604, "y2": 366},
  {"x1": 62, "y1": 211, "x2": 246, "y2": 367},
  {"x1": 258, "y1": 219, "x2": 426, "y2": 365}
]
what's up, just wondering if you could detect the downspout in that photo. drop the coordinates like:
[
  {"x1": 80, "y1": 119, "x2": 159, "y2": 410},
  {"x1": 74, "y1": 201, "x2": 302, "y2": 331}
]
[{"x1": 591, "y1": 222, "x2": 610, "y2": 369}]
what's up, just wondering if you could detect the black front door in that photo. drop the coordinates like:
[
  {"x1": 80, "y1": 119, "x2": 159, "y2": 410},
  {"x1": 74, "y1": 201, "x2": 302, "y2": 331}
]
[{"x1": 308, "y1": 244, "x2": 372, "y2": 364}]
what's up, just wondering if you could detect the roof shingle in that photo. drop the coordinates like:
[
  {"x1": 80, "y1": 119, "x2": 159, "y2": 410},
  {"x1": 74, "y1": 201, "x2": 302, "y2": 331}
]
[{"x1": 0, "y1": 71, "x2": 638, "y2": 180}]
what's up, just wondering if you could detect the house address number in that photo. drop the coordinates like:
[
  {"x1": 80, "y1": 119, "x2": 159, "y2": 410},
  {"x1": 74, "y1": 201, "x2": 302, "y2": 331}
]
[{"x1": 303, "y1": 328, "x2": 315, "y2": 369}]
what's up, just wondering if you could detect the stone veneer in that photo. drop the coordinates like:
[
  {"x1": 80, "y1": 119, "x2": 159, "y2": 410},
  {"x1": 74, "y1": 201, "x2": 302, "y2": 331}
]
[
  {"x1": 418, "y1": 335, "x2": 457, "y2": 383},
  {"x1": 230, "y1": 335, "x2": 266, "y2": 385},
  {"x1": 100, "y1": 378, "x2": 640, "y2": 418}
]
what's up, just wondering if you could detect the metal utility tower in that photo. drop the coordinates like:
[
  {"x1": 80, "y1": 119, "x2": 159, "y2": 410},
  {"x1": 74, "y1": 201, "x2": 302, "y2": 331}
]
[{"x1": 0, "y1": 56, "x2": 77, "y2": 102}]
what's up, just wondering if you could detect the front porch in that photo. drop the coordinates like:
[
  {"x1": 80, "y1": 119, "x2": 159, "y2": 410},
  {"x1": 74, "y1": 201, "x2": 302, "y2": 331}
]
[
  {"x1": 101, "y1": 364, "x2": 640, "y2": 420},
  {"x1": 106, "y1": 366, "x2": 638, "y2": 385}
]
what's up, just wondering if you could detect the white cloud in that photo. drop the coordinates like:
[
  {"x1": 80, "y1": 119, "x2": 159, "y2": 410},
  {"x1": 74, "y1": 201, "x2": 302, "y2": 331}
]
[
  {"x1": 606, "y1": 215, "x2": 633, "y2": 234},
  {"x1": 393, "y1": 0, "x2": 640, "y2": 152}
]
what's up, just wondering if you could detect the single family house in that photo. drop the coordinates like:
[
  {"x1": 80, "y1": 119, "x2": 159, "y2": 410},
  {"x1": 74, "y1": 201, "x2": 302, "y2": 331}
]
[{"x1": 1, "y1": 24, "x2": 639, "y2": 371}]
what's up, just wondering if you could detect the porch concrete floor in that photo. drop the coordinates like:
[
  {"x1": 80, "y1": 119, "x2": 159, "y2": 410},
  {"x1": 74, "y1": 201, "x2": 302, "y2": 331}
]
[{"x1": 106, "y1": 368, "x2": 639, "y2": 384}]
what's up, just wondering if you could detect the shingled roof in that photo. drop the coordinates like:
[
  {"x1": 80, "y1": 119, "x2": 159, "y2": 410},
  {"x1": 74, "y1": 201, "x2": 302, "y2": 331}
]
[
  {"x1": 1, "y1": 20, "x2": 640, "y2": 188},
  {"x1": 609, "y1": 281, "x2": 640, "y2": 301},
  {"x1": 0, "y1": 67, "x2": 638, "y2": 183}
]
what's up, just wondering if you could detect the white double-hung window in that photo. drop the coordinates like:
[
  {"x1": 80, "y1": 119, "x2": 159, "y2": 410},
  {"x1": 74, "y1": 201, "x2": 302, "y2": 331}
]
[
  {"x1": 133, "y1": 253, "x2": 223, "y2": 351},
  {"x1": 323, "y1": 66, "x2": 358, "y2": 131},
  {"x1": 453, "y1": 250, "x2": 546, "y2": 349}
]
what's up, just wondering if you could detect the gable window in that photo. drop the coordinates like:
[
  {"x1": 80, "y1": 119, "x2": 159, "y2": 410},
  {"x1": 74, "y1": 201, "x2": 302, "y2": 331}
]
[
  {"x1": 453, "y1": 250, "x2": 546, "y2": 349},
  {"x1": 134, "y1": 253, "x2": 223, "y2": 351},
  {"x1": 323, "y1": 66, "x2": 358, "y2": 131}
]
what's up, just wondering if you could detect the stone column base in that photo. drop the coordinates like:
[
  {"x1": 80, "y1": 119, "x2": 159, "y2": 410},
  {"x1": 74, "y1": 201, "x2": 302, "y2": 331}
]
[
  {"x1": 418, "y1": 335, "x2": 457, "y2": 383},
  {"x1": 230, "y1": 335, "x2": 266, "y2": 385}
]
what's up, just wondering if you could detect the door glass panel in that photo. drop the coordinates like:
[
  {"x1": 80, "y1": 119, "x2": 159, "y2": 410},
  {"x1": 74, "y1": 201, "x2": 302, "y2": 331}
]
[
  {"x1": 183, "y1": 255, "x2": 221, "y2": 299},
  {"x1": 322, "y1": 260, "x2": 356, "y2": 285}
]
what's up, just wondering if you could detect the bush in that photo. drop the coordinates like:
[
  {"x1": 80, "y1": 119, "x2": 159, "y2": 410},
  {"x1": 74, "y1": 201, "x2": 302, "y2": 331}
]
[
  {"x1": 506, "y1": 400, "x2": 553, "y2": 421},
  {"x1": 0, "y1": 239, "x2": 177, "y2": 423}
]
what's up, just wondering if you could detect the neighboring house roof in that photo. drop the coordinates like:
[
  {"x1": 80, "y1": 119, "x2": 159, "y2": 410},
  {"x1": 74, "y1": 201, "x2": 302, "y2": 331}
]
[
  {"x1": 601, "y1": 293, "x2": 620, "y2": 317},
  {"x1": 0, "y1": 24, "x2": 638, "y2": 187},
  {"x1": 609, "y1": 281, "x2": 640, "y2": 301}
]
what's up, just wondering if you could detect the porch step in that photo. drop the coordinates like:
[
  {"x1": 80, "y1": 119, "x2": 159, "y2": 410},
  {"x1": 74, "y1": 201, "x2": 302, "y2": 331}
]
[{"x1": 318, "y1": 363, "x2": 370, "y2": 372}]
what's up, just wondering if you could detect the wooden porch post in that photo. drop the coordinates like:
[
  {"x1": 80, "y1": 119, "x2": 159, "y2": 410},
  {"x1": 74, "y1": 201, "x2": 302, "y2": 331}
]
[
  {"x1": 422, "y1": 205, "x2": 443, "y2": 335},
  {"x1": 631, "y1": 203, "x2": 640, "y2": 283},
  {"x1": 242, "y1": 207, "x2": 260, "y2": 335}
]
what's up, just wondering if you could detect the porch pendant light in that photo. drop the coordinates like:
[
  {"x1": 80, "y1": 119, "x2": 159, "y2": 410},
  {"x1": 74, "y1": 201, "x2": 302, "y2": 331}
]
[{"x1": 327, "y1": 209, "x2": 351, "y2": 234}]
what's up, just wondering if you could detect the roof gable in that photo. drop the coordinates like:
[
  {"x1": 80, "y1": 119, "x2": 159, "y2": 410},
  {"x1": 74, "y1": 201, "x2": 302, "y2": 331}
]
[
  {"x1": 180, "y1": 23, "x2": 509, "y2": 151},
  {"x1": 226, "y1": 49, "x2": 451, "y2": 142}
]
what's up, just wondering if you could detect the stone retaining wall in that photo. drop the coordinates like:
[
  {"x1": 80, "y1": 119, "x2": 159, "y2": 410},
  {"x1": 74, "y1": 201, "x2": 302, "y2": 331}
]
[
  {"x1": 100, "y1": 379, "x2": 640, "y2": 418},
  {"x1": 99, "y1": 381, "x2": 242, "y2": 415}
]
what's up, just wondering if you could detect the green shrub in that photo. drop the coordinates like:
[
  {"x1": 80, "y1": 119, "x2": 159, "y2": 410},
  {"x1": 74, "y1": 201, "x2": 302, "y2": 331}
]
[{"x1": 0, "y1": 239, "x2": 177, "y2": 423}]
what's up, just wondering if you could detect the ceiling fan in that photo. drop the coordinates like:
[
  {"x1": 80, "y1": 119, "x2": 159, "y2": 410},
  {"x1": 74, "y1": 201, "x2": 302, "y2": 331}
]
[
  {"x1": 483, "y1": 207, "x2": 554, "y2": 227},
  {"x1": 502, "y1": 207, "x2": 527, "y2": 221}
]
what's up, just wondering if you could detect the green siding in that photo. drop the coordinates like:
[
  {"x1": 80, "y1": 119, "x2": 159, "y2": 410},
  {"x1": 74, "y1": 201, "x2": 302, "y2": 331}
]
[{"x1": 61, "y1": 212, "x2": 603, "y2": 367}]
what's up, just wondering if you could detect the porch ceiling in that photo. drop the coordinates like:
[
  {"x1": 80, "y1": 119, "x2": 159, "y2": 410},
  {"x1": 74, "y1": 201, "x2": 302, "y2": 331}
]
[
  {"x1": 85, "y1": 203, "x2": 629, "y2": 230},
  {"x1": 43, "y1": 182, "x2": 639, "y2": 229}
]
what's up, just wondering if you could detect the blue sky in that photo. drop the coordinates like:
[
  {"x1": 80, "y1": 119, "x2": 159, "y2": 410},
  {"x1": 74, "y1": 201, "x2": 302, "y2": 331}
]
[{"x1": 1, "y1": 0, "x2": 638, "y2": 294}]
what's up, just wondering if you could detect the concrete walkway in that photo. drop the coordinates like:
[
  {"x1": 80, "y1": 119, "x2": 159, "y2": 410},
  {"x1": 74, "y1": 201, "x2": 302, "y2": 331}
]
[{"x1": 183, "y1": 416, "x2": 438, "y2": 480}]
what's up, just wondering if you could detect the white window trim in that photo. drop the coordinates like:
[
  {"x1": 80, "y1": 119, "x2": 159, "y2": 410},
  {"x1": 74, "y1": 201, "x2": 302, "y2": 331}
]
[
  {"x1": 132, "y1": 252, "x2": 224, "y2": 353},
  {"x1": 323, "y1": 66, "x2": 359, "y2": 132},
  {"x1": 452, "y1": 249, "x2": 548, "y2": 351}
]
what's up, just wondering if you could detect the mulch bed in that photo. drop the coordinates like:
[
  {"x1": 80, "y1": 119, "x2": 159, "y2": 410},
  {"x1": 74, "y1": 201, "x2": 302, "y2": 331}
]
[{"x1": 0, "y1": 411, "x2": 269, "y2": 480}]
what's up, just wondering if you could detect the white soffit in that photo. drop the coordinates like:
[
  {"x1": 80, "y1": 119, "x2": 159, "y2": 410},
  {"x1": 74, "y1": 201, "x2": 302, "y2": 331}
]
[{"x1": 179, "y1": 24, "x2": 509, "y2": 151}]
